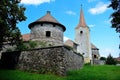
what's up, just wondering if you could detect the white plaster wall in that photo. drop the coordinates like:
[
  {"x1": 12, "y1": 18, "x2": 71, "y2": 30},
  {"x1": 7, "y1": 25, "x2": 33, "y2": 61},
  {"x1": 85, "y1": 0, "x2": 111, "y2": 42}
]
[{"x1": 75, "y1": 27, "x2": 92, "y2": 60}]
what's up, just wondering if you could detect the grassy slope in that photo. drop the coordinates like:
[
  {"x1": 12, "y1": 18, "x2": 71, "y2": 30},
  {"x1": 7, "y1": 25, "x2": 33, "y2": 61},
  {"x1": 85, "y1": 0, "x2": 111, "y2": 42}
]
[{"x1": 0, "y1": 65, "x2": 120, "y2": 80}]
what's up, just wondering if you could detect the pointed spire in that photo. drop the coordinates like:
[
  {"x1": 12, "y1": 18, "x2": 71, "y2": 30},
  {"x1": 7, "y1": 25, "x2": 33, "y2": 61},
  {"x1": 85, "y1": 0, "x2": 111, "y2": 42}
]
[{"x1": 76, "y1": 5, "x2": 88, "y2": 29}]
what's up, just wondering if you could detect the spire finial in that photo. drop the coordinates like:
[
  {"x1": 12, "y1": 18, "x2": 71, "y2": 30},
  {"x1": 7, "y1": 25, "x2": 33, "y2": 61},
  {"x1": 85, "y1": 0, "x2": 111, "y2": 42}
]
[
  {"x1": 47, "y1": 11, "x2": 51, "y2": 14},
  {"x1": 81, "y1": 4, "x2": 82, "y2": 8}
]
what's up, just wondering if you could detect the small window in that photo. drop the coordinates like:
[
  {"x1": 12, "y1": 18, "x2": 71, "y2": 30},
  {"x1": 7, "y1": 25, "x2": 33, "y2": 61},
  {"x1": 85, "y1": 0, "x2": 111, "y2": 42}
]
[
  {"x1": 53, "y1": 24, "x2": 56, "y2": 27},
  {"x1": 94, "y1": 55, "x2": 97, "y2": 58},
  {"x1": 46, "y1": 31, "x2": 51, "y2": 37},
  {"x1": 41, "y1": 23, "x2": 43, "y2": 26},
  {"x1": 80, "y1": 31, "x2": 83, "y2": 34},
  {"x1": 82, "y1": 53, "x2": 85, "y2": 55}
]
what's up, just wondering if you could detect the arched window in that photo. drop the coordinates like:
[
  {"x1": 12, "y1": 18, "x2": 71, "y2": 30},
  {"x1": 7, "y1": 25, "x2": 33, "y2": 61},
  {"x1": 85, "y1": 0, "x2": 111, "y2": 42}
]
[
  {"x1": 94, "y1": 55, "x2": 97, "y2": 58},
  {"x1": 46, "y1": 31, "x2": 51, "y2": 37}
]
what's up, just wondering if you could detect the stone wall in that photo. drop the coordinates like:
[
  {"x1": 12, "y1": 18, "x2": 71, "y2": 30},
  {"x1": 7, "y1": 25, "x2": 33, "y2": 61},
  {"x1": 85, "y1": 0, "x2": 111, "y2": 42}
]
[
  {"x1": 93, "y1": 60, "x2": 105, "y2": 65},
  {"x1": 64, "y1": 49, "x2": 84, "y2": 71},
  {"x1": 17, "y1": 46, "x2": 84, "y2": 75},
  {"x1": 30, "y1": 23, "x2": 64, "y2": 46}
]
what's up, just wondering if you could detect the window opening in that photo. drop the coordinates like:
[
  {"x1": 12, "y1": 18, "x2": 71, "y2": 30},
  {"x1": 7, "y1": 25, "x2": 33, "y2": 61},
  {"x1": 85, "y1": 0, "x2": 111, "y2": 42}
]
[
  {"x1": 80, "y1": 31, "x2": 83, "y2": 34},
  {"x1": 46, "y1": 31, "x2": 51, "y2": 37}
]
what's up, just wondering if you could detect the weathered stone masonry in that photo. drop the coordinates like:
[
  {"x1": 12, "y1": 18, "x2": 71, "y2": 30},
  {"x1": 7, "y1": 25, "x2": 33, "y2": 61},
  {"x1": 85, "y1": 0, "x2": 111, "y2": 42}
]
[{"x1": 17, "y1": 46, "x2": 84, "y2": 75}]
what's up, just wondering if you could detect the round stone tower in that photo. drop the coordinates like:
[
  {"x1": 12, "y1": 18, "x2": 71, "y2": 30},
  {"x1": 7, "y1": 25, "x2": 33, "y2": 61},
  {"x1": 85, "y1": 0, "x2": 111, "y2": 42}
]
[{"x1": 28, "y1": 11, "x2": 66, "y2": 46}]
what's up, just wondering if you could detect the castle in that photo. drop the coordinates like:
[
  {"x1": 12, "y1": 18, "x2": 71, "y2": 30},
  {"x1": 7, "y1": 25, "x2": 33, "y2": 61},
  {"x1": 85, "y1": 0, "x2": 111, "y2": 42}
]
[
  {"x1": 0, "y1": 7, "x2": 100, "y2": 75},
  {"x1": 22, "y1": 8, "x2": 100, "y2": 63}
]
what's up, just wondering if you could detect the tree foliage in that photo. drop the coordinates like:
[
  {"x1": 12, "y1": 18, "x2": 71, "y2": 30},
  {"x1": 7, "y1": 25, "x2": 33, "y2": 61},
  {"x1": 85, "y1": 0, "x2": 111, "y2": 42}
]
[
  {"x1": 106, "y1": 54, "x2": 116, "y2": 65},
  {"x1": 108, "y1": 0, "x2": 120, "y2": 33},
  {"x1": 100, "y1": 57, "x2": 106, "y2": 61},
  {"x1": 0, "y1": 0, "x2": 26, "y2": 50}
]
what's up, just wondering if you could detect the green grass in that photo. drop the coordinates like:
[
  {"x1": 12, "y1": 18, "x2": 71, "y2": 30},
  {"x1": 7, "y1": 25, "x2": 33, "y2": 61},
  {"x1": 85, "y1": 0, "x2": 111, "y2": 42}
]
[
  {"x1": 0, "y1": 65, "x2": 120, "y2": 80},
  {"x1": 0, "y1": 70, "x2": 64, "y2": 80},
  {"x1": 67, "y1": 65, "x2": 120, "y2": 80}
]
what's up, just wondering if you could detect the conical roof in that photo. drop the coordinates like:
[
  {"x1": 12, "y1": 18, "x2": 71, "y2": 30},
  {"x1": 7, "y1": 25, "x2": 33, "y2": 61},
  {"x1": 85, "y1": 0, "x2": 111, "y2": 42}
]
[
  {"x1": 76, "y1": 7, "x2": 88, "y2": 29},
  {"x1": 28, "y1": 11, "x2": 66, "y2": 31}
]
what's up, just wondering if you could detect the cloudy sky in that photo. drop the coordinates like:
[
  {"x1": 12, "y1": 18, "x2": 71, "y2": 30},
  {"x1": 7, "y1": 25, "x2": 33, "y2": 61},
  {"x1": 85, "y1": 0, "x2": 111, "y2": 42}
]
[{"x1": 18, "y1": 0, "x2": 119, "y2": 57}]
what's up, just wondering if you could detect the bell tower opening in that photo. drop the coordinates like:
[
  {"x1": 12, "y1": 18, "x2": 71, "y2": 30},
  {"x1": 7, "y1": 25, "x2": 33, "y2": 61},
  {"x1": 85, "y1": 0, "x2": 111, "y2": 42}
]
[{"x1": 80, "y1": 31, "x2": 83, "y2": 34}]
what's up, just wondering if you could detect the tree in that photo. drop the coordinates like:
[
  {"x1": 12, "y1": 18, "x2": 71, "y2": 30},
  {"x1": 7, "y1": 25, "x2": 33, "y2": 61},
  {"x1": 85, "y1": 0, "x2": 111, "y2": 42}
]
[
  {"x1": 108, "y1": 0, "x2": 120, "y2": 33},
  {"x1": 106, "y1": 54, "x2": 116, "y2": 65},
  {"x1": 0, "y1": 0, "x2": 26, "y2": 50},
  {"x1": 100, "y1": 57, "x2": 106, "y2": 61}
]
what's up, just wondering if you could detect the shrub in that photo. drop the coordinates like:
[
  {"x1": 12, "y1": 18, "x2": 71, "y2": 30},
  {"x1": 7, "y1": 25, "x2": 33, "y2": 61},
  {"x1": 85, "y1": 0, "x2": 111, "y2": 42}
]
[
  {"x1": 100, "y1": 57, "x2": 106, "y2": 61},
  {"x1": 106, "y1": 54, "x2": 116, "y2": 65}
]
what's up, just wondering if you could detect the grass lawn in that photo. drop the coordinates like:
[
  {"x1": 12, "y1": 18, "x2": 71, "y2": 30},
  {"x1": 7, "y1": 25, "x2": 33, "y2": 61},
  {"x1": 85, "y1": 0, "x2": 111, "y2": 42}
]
[{"x1": 0, "y1": 65, "x2": 120, "y2": 80}]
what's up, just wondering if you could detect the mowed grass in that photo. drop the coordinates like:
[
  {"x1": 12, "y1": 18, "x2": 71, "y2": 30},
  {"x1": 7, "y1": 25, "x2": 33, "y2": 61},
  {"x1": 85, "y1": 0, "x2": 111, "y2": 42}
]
[
  {"x1": 67, "y1": 65, "x2": 120, "y2": 80},
  {"x1": 0, "y1": 65, "x2": 120, "y2": 80},
  {"x1": 0, "y1": 70, "x2": 64, "y2": 80}
]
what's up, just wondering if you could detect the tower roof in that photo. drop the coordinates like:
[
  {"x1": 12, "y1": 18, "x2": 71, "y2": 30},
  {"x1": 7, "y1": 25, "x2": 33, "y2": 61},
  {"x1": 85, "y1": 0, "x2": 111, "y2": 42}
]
[
  {"x1": 76, "y1": 7, "x2": 88, "y2": 29},
  {"x1": 91, "y1": 43, "x2": 99, "y2": 50},
  {"x1": 28, "y1": 11, "x2": 66, "y2": 31},
  {"x1": 36, "y1": 11, "x2": 60, "y2": 24}
]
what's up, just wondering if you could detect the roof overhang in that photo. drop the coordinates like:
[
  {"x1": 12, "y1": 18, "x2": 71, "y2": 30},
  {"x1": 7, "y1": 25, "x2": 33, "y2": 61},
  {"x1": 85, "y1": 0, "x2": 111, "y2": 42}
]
[{"x1": 28, "y1": 21, "x2": 66, "y2": 32}]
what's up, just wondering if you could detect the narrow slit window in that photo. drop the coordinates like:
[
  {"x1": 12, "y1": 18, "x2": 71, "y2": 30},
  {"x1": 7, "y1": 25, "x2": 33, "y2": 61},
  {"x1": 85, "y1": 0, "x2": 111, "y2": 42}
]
[{"x1": 46, "y1": 31, "x2": 51, "y2": 37}]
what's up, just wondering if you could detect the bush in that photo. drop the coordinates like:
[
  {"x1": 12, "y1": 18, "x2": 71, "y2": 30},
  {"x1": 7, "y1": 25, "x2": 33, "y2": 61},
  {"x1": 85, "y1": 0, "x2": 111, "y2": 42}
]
[
  {"x1": 106, "y1": 54, "x2": 116, "y2": 65},
  {"x1": 100, "y1": 57, "x2": 106, "y2": 61}
]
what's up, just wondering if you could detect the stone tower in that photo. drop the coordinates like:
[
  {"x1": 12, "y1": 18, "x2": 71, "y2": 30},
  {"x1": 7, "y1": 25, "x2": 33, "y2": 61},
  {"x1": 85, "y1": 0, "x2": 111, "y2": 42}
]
[
  {"x1": 75, "y1": 7, "x2": 92, "y2": 63},
  {"x1": 28, "y1": 11, "x2": 66, "y2": 46}
]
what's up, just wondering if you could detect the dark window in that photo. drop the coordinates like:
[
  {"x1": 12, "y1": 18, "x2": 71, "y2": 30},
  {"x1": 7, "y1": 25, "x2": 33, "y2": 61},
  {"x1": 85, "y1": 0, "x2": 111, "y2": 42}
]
[
  {"x1": 80, "y1": 31, "x2": 83, "y2": 34},
  {"x1": 41, "y1": 23, "x2": 43, "y2": 26},
  {"x1": 94, "y1": 55, "x2": 97, "y2": 58},
  {"x1": 46, "y1": 31, "x2": 51, "y2": 37},
  {"x1": 53, "y1": 24, "x2": 56, "y2": 27},
  {"x1": 82, "y1": 53, "x2": 85, "y2": 55}
]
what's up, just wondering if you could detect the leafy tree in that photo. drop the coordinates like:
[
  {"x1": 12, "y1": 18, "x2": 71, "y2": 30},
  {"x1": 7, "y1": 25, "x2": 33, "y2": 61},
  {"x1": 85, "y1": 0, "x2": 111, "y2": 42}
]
[
  {"x1": 0, "y1": 0, "x2": 26, "y2": 50},
  {"x1": 108, "y1": 0, "x2": 120, "y2": 33},
  {"x1": 106, "y1": 54, "x2": 116, "y2": 65},
  {"x1": 100, "y1": 57, "x2": 106, "y2": 61}
]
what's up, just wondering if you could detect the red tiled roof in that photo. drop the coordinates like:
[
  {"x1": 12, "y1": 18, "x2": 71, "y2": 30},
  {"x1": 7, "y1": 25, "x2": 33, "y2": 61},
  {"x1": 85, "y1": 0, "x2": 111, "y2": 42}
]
[
  {"x1": 76, "y1": 7, "x2": 88, "y2": 29},
  {"x1": 91, "y1": 43, "x2": 99, "y2": 50},
  {"x1": 36, "y1": 11, "x2": 60, "y2": 24},
  {"x1": 28, "y1": 11, "x2": 66, "y2": 31},
  {"x1": 64, "y1": 39, "x2": 75, "y2": 47},
  {"x1": 64, "y1": 40, "x2": 99, "y2": 50},
  {"x1": 115, "y1": 57, "x2": 120, "y2": 62},
  {"x1": 22, "y1": 34, "x2": 30, "y2": 41}
]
